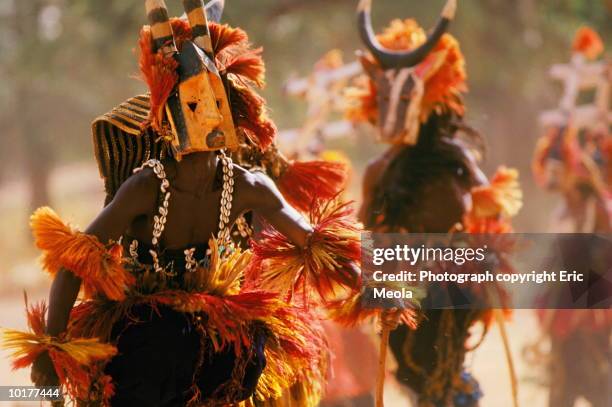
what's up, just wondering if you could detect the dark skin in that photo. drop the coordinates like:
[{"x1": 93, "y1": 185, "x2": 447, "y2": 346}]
[
  {"x1": 31, "y1": 151, "x2": 314, "y2": 386},
  {"x1": 358, "y1": 145, "x2": 403, "y2": 224},
  {"x1": 359, "y1": 143, "x2": 487, "y2": 231},
  {"x1": 359, "y1": 140, "x2": 488, "y2": 405}
]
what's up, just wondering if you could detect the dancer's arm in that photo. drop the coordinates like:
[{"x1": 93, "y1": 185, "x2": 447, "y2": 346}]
[
  {"x1": 241, "y1": 170, "x2": 314, "y2": 248},
  {"x1": 32, "y1": 172, "x2": 157, "y2": 385}
]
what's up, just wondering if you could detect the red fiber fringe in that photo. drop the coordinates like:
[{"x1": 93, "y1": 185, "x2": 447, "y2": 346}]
[
  {"x1": 5, "y1": 299, "x2": 116, "y2": 406},
  {"x1": 326, "y1": 294, "x2": 377, "y2": 327},
  {"x1": 223, "y1": 48, "x2": 266, "y2": 87},
  {"x1": 210, "y1": 23, "x2": 248, "y2": 56},
  {"x1": 277, "y1": 160, "x2": 348, "y2": 213},
  {"x1": 138, "y1": 26, "x2": 179, "y2": 134},
  {"x1": 250, "y1": 198, "x2": 361, "y2": 305},
  {"x1": 231, "y1": 85, "x2": 276, "y2": 150},
  {"x1": 67, "y1": 289, "x2": 325, "y2": 403},
  {"x1": 327, "y1": 291, "x2": 418, "y2": 329}
]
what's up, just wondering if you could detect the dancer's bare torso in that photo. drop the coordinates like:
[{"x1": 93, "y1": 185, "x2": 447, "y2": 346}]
[
  {"x1": 32, "y1": 150, "x2": 314, "y2": 386},
  {"x1": 104, "y1": 152, "x2": 312, "y2": 249}
]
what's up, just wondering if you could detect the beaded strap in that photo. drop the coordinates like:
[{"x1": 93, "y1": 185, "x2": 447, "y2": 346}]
[
  {"x1": 133, "y1": 159, "x2": 171, "y2": 274},
  {"x1": 217, "y1": 151, "x2": 235, "y2": 244},
  {"x1": 184, "y1": 247, "x2": 197, "y2": 272},
  {"x1": 235, "y1": 215, "x2": 253, "y2": 238},
  {"x1": 129, "y1": 239, "x2": 139, "y2": 263},
  {"x1": 131, "y1": 153, "x2": 235, "y2": 275}
]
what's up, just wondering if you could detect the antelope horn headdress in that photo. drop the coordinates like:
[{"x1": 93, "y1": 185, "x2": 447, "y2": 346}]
[
  {"x1": 182, "y1": 0, "x2": 214, "y2": 54},
  {"x1": 145, "y1": 0, "x2": 177, "y2": 56},
  {"x1": 357, "y1": 0, "x2": 457, "y2": 69},
  {"x1": 204, "y1": 0, "x2": 225, "y2": 24}
]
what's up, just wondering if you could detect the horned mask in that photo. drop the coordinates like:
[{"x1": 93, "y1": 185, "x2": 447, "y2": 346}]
[
  {"x1": 356, "y1": 0, "x2": 457, "y2": 145},
  {"x1": 145, "y1": 0, "x2": 237, "y2": 159}
]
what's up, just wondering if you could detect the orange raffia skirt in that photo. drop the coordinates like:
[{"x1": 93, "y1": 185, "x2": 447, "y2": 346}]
[{"x1": 2, "y1": 208, "x2": 328, "y2": 407}]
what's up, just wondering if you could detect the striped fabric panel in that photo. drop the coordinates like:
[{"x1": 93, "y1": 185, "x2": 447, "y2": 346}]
[
  {"x1": 93, "y1": 94, "x2": 151, "y2": 136},
  {"x1": 91, "y1": 94, "x2": 165, "y2": 203}
]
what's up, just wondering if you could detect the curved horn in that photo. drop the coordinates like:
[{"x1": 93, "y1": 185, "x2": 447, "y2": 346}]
[
  {"x1": 183, "y1": 0, "x2": 214, "y2": 54},
  {"x1": 357, "y1": 0, "x2": 456, "y2": 70},
  {"x1": 205, "y1": 0, "x2": 225, "y2": 24},
  {"x1": 145, "y1": 0, "x2": 177, "y2": 56}
]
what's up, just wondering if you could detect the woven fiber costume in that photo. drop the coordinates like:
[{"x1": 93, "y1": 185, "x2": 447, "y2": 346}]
[
  {"x1": 531, "y1": 26, "x2": 611, "y2": 407},
  {"x1": 344, "y1": 1, "x2": 522, "y2": 406},
  {"x1": 533, "y1": 27, "x2": 611, "y2": 233},
  {"x1": 3, "y1": 1, "x2": 362, "y2": 406}
]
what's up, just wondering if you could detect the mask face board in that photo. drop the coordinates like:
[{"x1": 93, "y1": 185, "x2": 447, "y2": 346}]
[
  {"x1": 361, "y1": 55, "x2": 440, "y2": 146},
  {"x1": 376, "y1": 67, "x2": 424, "y2": 145},
  {"x1": 164, "y1": 40, "x2": 238, "y2": 159},
  {"x1": 356, "y1": 0, "x2": 457, "y2": 146},
  {"x1": 145, "y1": 0, "x2": 238, "y2": 160}
]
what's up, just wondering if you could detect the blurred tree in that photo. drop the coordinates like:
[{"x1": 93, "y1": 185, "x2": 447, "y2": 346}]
[
  {"x1": 0, "y1": 0, "x2": 143, "y2": 210},
  {"x1": 3, "y1": 0, "x2": 52, "y2": 210}
]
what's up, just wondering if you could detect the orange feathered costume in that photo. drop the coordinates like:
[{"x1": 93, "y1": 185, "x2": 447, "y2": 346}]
[
  {"x1": 2, "y1": 18, "x2": 363, "y2": 407},
  {"x1": 345, "y1": 18, "x2": 467, "y2": 125}
]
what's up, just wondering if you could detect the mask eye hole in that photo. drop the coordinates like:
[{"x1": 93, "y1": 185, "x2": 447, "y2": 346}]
[
  {"x1": 216, "y1": 100, "x2": 222, "y2": 109},
  {"x1": 187, "y1": 102, "x2": 198, "y2": 113}
]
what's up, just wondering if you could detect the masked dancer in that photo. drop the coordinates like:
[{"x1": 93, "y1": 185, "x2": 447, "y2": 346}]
[
  {"x1": 344, "y1": 1, "x2": 522, "y2": 406},
  {"x1": 3, "y1": 1, "x2": 362, "y2": 406},
  {"x1": 531, "y1": 26, "x2": 611, "y2": 407}
]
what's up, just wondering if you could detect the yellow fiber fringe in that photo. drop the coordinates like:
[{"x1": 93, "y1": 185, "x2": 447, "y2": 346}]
[{"x1": 470, "y1": 167, "x2": 523, "y2": 219}]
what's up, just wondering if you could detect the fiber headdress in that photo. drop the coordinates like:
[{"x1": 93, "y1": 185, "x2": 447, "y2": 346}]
[
  {"x1": 346, "y1": 18, "x2": 467, "y2": 125},
  {"x1": 138, "y1": 16, "x2": 274, "y2": 150}
]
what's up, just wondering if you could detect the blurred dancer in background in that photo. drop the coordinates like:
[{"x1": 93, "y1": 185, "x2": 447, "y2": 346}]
[
  {"x1": 531, "y1": 26, "x2": 611, "y2": 407},
  {"x1": 345, "y1": 1, "x2": 522, "y2": 405}
]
